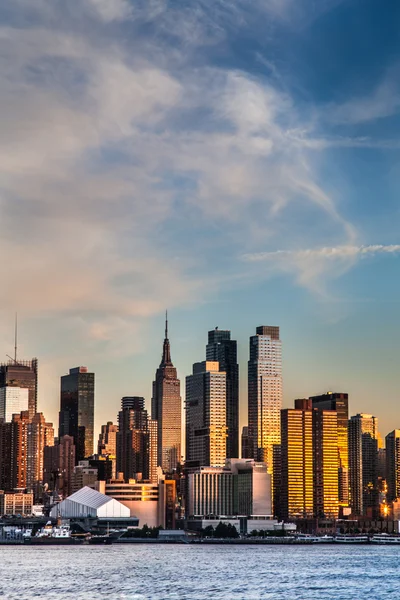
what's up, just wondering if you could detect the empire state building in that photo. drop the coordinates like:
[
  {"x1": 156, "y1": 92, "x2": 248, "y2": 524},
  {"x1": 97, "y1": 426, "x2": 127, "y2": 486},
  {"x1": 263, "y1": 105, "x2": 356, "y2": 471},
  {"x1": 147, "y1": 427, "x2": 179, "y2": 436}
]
[{"x1": 151, "y1": 314, "x2": 181, "y2": 473}]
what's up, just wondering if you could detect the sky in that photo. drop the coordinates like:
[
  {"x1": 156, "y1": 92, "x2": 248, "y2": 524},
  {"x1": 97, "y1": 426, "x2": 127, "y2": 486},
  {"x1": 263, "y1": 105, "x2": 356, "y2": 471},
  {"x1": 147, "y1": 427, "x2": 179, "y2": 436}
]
[{"x1": 1, "y1": 0, "x2": 400, "y2": 441}]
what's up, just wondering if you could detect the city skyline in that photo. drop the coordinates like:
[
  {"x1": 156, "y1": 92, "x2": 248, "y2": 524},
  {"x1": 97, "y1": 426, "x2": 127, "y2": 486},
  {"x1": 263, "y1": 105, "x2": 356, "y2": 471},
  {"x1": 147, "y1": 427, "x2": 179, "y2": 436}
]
[
  {"x1": 2, "y1": 314, "x2": 400, "y2": 446},
  {"x1": 0, "y1": 0, "x2": 400, "y2": 445}
]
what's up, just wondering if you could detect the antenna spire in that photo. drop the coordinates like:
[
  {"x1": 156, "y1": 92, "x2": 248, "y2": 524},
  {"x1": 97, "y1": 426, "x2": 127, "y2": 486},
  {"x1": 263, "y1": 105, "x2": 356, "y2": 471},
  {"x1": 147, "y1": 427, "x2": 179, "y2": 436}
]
[
  {"x1": 165, "y1": 310, "x2": 168, "y2": 340},
  {"x1": 14, "y1": 313, "x2": 18, "y2": 363}
]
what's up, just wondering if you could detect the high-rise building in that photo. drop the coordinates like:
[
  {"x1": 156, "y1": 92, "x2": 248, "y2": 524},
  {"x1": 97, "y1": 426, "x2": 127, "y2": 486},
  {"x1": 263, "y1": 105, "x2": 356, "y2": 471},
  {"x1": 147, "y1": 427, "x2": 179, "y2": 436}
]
[
  {"x1": 148, "y1": 419, "x2": 158, "y2": 484},
  {"x1": 0, "y1": 411, "x2": 54, "y2": 493},
  {"x1": 248, "y1": 325, "x2": 282, "y2": 512},
  {"x1": 8, "y1": 411, "x2": 30, "y2": 489},
  {"x1": 117, "y1": 397, "x2": 151, "y2": 481},
  {"x1": 185, "y1": 361, "x2": 227, "y2": 469},
  {"x1": 59, "y1": 367, "x2": 95, "y2": 462},
  {"x1": 44, "y1": 434, "x2": 76, "y2": 498},
  {"x1": 386, "y1": 430, "x2": 400, "y2": 503},
  {"x1": 98, "y1": 421, "x2": 118, "y2": 456},
  {"x1": 280, "y1": 400, "x2": 339, "y2": 520},
  {"x1": 310, "y1": 392, "x2": 349, "y2": 507},
  {"x1": 0, "y1": 359, "x2": 38, "y2": 419},
  {"x1": 313, "y1": 409, "x2": 339, "y2": 519},
  {"x1": 241, "y1": 426, "x2": 251, "y2": 459},
  {"x1": 206, "y1": 328, "x2": 239, "y2": 458},
  {"x1": 348, "y1": 413, "x2": 379, "y2": 517},
  {"x1": 152, "y1": 315, "x2": 181, "y2": 473},
  {"x1": 97, "y1": 421, "x2": 118, "y2": 479},
  {"x1": 0, "y1": 386, "x2": 29, "y2": 422},
  {"x1": 26, "y1": 412, "x2": 54, "y2": 496},
  {"x1": 280, "y1": 403, "x2": 313, "y2": 521}
]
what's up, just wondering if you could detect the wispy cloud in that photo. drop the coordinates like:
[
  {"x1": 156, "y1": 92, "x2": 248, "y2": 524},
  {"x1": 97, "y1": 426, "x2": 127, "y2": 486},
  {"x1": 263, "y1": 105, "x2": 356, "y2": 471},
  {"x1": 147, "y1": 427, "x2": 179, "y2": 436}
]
[
  {"x1": 243, "y1": 245, "x2": 400, "y2": 262},
  {"x1": 329, "y1": 66, "x2": 400, "y2": 125}
]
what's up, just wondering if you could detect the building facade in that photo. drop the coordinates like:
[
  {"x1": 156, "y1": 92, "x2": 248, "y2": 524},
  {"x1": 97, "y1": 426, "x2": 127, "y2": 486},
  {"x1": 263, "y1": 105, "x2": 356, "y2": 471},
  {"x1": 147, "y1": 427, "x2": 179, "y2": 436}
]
[
  {"x1": 26, "y1": 412, "x2": 54, "y2": 496},
  {"x1": 348, "y1": 413, "x2": 379, "y2": 517},
  {"x1": 43, "y1": 434, "x2": 76, "y2": 498},
  {"x1": 248, "y1": 326, "x2": 282, "y2": 473},
  {"x1": 206, "y1": 328, "x2": 239, "y2": 459},
  {"x1": 313, "y1": 409, "x2": 339, "y2": 519},
  {"x1": 386, "y1": 430, "x2": 400, "y2": 503},
  {"x1": 59, "y1": 367, "x2": 95, "y2": 462},
  {"x1": 185, "y1": 361, "x2": 227, "y2": 469},
  {"x1": 0, "y1": 386, "x2": 29, "y2": 422},
  {"x1": 280, "y1": 404, "x2": 313, "y2": 521},
  {"x1": 187, "y1": 459, "x2": 271, "y2": 518},
  {"x1": 116, "y1": 397, "x2": 151, "y2": 482},
  {"x1": 151, "y1": 316, "x2": 181, "y2": 474},
  {"x1": 310, "y1": 392, "x2": 349, "y2": 507},
  {"x1": 0, "y1": 358, "x2": 38, "y2": 419}
]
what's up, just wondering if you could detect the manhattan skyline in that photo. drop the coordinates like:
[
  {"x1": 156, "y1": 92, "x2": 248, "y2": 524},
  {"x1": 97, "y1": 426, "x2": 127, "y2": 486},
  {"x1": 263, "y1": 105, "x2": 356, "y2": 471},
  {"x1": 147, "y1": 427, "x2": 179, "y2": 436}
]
[{"x1": 1, "y1": 0, "x2": 400, "y2": 439}]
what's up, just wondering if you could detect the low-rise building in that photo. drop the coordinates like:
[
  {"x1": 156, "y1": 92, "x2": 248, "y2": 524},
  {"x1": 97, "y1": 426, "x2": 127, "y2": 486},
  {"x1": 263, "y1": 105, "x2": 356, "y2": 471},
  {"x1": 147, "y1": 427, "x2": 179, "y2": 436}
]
[
  {"x1": 97, "y1": 476, "x2": 176, "y2": 528},
  {"x1": 0, "y1": 491, "x2": 33, "y2": 516}
]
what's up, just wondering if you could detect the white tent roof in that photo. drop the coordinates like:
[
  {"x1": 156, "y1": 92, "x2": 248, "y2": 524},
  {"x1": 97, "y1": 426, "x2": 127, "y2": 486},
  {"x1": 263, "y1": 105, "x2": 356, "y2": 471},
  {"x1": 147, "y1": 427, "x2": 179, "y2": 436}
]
[
  {"x1": 50, "y1": 486, "x2": 130, "y2": 519},
  {"x1": 67, "y1": 487, "x2": 112, "y2": 509}
]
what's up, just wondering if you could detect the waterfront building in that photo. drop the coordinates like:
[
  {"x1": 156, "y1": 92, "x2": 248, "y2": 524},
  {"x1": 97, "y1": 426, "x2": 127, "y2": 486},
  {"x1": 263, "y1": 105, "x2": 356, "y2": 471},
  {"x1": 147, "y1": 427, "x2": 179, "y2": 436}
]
[
  {"x1": 50, "y1": 486, "x2": 130, "y2": 519},
  {"x1": 386, "y1": 430, "x2": 400, "y2": 503},
  {"x1": 59, "y1": 367, "x2": 95, "y2": 462},
  {"x1": 186, "y1": 459, "x2": 271, "y2": 518},
  {"x1": 348, "y1": 413, "x2": 379, "y2": 517},
  {"x1": 310, "y1": 392, "x2": 349, "y2": 507},
  {"x1": 152, "y1": 315, "x2": 181, "y2": 473},
  {"x1": 206, "y1": 328, "x2": 239, "y2": 458},
  {"x1": 43, "y1": 434, "x2": 76, "y2": 498},
  {"x1": 185, "y1": 361, "x2": 227, "y2": 469},
  {"x1": 0, "y1": 491, "x2": 33, "y2": 516},
  {"x1": 248, "y1": 326, "x2": 282, "y2": 479},
  {"x1": 97, "y1": 476, "x2": 176, "y2": 528},
  {"x1": 0, "y1": 358, "x2": 38, "y2": 419},
  {"x1": 0, "y1": 386, "x2": 29, "y2": 422},
  {"x1": 116, "y1": 396, "x2": 151, "y2": 481}
]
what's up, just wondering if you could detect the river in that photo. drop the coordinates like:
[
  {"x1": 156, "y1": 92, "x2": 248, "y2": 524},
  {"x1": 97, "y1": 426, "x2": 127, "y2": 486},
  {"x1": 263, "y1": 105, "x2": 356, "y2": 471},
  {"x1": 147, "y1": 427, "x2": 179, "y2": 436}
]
[{"x1": 0, "y1": 544, "x2": 398, "y2": 599}]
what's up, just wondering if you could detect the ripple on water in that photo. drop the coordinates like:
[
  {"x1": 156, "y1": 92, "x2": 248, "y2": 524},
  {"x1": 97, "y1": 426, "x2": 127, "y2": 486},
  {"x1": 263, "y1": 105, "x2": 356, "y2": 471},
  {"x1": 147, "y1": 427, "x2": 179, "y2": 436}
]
[{"x1": 0, "y1": 545, "x2": 399, "y2": 600}]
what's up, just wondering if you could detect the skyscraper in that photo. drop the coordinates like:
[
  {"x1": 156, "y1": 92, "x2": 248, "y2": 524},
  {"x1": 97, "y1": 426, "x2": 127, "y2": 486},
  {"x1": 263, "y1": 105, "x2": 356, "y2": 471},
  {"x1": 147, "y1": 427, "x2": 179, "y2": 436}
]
[
  {"x1": 385, "y1": 430, "x2": 400, "y2": 503},
  {"x1": 313, "y1": 408, "x2": 339, "y2": 519},
  {"x1": 185, "y1": 361, "x2": 227, "y2": 469},
  {"x1": 206, "y1": 328, "x2": 239, "y2": 458},
  {"x1": 348, "y1": 413, "x2": 379, "y2": 517},
  {"x1": 26, "y1": 413, "x2": 54, "y2": 496},
  {"x1": 58, "y1": 367, "x2": 95, "y2": 462},
  {"x1": 241, "y1": 426, "x2": 251, "y2": 459},
  {"x1": 117, "y1": 397, "x2": 151, "y2": 481},
  {"x1": 152, "y1": 315, "x2": 181, "y2": 473},
  {"x1": 280, "y1": 402, "x2": 313, "y2": 521},
  {"x1": 248, "y1": 326, "x2": 282, "y2": 470},
  {"x1": 0, "y1": 359, "x2": 38, "y2": 419},
  {"x1": 44, "y1": 435, "x2": 76, "y2": 498},
  {"x1": 310, "y1": 392, "x2": 349, "y2": 507}
]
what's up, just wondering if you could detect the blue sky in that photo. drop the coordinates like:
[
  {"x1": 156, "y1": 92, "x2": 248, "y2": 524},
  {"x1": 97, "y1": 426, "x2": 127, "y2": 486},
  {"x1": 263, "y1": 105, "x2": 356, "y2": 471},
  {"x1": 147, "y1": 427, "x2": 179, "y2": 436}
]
[{"x1": 1, "y1": 0, "x2": 399, "y2": 440}]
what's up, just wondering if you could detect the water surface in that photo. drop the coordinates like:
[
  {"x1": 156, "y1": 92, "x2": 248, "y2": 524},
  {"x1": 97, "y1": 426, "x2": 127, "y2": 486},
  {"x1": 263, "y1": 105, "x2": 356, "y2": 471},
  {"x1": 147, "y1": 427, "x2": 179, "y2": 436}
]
[{"x1": 0, "y1": 544, "x2": 398, "y2": 599}]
